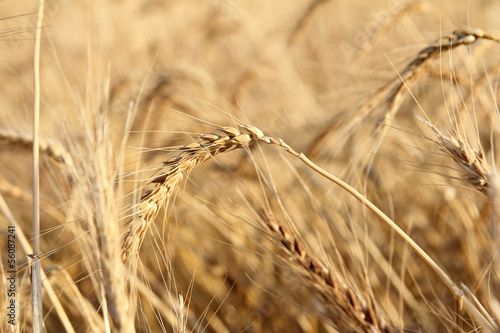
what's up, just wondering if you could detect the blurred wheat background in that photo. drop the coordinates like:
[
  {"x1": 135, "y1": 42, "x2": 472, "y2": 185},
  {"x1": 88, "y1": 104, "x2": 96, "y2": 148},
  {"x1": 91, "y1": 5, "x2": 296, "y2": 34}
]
[{"x1": 1, "y1": 0, "x2": 500, "y2": 332}]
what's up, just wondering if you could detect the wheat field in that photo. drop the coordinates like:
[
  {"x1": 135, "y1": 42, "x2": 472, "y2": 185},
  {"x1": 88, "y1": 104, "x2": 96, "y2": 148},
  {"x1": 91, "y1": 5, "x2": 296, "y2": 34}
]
[{"x1": 1, "y1": 0, "x2": 500, "y2": 332}]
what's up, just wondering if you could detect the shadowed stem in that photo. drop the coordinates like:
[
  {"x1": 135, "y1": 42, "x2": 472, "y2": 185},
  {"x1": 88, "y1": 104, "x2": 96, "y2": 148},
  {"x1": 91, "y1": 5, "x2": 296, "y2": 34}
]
[{"x1": 0, "y1": 193, "x2": 75, "y2": 332}]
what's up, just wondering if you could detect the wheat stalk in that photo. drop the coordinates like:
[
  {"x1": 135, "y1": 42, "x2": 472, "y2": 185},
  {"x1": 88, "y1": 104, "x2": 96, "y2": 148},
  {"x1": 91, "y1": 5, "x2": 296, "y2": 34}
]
[
  {"x1": 31, "y1": 1, "x2": 46, "y2": 330},
  {"x1": 0, "y1": 192, "x2": 75, "y2": 332}
]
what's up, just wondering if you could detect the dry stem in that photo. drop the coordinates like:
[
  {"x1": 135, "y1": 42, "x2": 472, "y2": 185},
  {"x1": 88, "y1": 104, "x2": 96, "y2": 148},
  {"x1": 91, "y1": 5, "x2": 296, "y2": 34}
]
[{"x1": 31, "y1": 1, "x2": 45, "y2": 330}]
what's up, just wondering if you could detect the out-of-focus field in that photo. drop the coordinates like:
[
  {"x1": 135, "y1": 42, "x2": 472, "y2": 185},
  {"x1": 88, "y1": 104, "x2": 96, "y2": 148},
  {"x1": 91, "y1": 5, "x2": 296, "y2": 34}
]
[{"x1": 1, "y1": 1, "x2": 500, "y2": 332}]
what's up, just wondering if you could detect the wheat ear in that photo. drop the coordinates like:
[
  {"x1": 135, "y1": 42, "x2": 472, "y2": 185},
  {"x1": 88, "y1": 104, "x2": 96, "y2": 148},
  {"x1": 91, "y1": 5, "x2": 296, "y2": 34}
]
[
  {"x1": 121, "y1": 125, "x2": 260, "y2": 261},
  {"x1": 0, "y1": 127, "x2": 73, "y2": 165},
  {"x1": 308, "y1": 28, "x2": 499, "y2": 158},
  {"x1": 376, "y1": 28, "x2": 499, "y2": 129},
  {"x1": 419, "y1": 117, "x2": 492, "y2": 195},
  {"x1": 262, "y1": 209, "x2": 393, "y2": 333}
]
